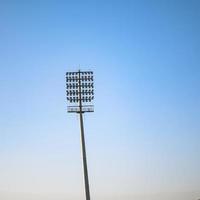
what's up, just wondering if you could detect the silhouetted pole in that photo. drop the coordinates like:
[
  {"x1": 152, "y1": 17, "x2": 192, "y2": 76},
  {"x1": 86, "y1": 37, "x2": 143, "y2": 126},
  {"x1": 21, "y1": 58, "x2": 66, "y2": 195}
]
[{"x1": 78, "y1": 70, "x2": 91, "y2": 200}]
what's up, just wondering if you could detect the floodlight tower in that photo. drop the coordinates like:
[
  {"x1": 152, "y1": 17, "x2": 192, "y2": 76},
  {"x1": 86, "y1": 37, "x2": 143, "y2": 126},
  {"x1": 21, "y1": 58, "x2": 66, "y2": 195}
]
[{"x1": 66, "y1": 70, "x2": 94, "y2": 200}]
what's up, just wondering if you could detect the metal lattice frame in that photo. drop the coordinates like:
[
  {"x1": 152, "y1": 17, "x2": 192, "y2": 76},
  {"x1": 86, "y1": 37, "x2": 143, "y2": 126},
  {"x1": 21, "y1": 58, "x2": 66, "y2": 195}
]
[{"x1": 66, "y1": 71, "x2": 94, "y2": 113}]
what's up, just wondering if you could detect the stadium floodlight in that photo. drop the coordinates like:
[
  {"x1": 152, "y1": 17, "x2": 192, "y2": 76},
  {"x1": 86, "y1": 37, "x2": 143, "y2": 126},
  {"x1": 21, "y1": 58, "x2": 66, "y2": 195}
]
[
  {"x1": 66, "y1": 70, "x2": 94, "y2": 200},
  {"x1": 66, "y1": 70, "x2": 94, "y2": 113}
]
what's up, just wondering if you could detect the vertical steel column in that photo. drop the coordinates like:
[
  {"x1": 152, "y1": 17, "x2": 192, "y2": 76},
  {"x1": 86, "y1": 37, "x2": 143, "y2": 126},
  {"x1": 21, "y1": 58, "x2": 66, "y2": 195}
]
[{"x1": 78, "y1": 70, "x2": 91, "y2": 200}]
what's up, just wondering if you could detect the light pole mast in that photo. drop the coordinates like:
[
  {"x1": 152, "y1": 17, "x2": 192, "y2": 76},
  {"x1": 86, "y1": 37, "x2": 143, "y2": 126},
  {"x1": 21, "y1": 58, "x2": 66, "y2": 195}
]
[{"x1": 66, "y1": 70, "x2": 94, "y2": 200}]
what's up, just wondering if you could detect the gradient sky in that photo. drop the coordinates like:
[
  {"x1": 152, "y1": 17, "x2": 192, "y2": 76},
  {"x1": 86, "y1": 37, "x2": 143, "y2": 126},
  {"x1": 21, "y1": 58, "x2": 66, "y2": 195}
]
[{"x1": 0, "y1": 1, "x2": 200, "y2": 200}]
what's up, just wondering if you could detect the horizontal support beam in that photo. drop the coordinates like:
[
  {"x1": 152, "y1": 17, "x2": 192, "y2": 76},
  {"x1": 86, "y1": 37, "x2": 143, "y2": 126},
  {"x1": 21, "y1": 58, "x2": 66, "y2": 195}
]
[{"x1": 67, "y1": 105, "x2": 94, "y2": 113}]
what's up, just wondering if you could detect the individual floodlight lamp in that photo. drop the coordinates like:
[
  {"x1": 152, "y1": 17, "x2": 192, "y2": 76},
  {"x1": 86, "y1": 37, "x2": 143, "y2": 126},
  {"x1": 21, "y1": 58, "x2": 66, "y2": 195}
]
[{"x1": 66, "y1": 70, "x2": 94, "y2": 200}]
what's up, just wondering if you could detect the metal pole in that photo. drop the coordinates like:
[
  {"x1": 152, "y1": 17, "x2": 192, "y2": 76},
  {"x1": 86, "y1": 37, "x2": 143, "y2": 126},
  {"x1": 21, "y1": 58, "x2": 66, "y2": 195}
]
[{"x1": 78, "y1": 70, "x2": 91, "y2": 200}]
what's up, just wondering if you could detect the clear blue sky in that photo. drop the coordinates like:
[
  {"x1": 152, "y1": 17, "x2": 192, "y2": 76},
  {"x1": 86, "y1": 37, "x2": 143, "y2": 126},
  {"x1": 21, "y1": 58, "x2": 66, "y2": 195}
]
[{"x1": 0, "y1": 1, "x2": 200, "y2": 200}]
